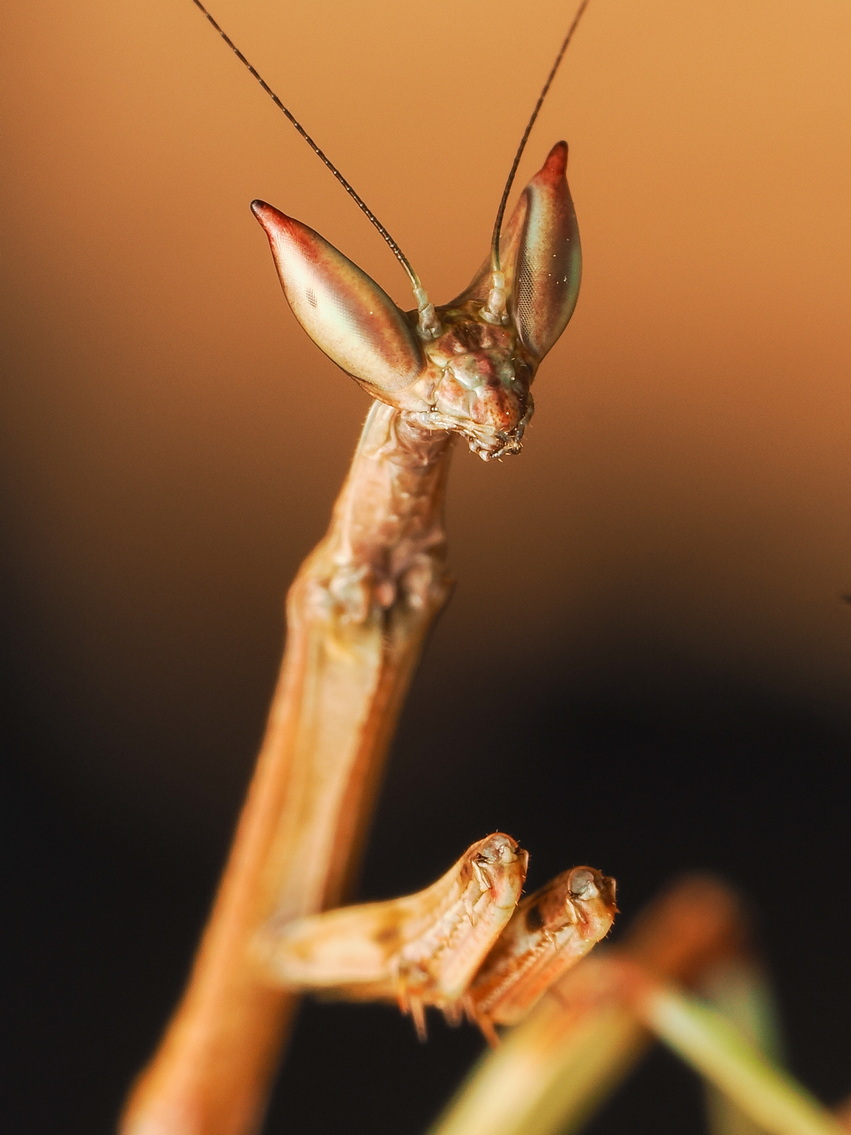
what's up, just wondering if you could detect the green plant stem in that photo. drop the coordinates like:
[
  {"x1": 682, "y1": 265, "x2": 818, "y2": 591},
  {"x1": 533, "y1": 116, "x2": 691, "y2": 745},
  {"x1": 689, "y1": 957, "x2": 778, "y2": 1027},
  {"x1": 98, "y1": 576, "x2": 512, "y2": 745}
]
[
  {"x1": 635, "y1": 979, "x2": 844, "y2": 1135},
  {"x1": 700, "y1": 958, "x2": 785, "y2": 1135}
]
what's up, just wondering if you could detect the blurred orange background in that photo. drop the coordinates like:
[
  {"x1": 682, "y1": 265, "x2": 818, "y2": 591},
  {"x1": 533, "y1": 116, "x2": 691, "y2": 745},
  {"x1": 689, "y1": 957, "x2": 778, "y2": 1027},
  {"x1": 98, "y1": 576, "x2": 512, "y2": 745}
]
[{"x1": 3, "y1": 1, "x2": 850, "y2": 1131}]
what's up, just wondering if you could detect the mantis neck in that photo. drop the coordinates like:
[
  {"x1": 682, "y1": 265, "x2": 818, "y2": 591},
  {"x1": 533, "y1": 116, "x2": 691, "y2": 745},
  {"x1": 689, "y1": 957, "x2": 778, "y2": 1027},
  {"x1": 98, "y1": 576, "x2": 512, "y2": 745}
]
[{"x1": 317, "y1": 400, "x2": 455, "y2": 620}]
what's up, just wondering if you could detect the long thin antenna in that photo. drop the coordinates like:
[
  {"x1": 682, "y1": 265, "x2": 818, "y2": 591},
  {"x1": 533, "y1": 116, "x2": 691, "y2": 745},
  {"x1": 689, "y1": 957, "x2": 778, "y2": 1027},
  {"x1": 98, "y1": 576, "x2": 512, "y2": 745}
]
[
  {"x1": 489, "y1": 0, "x2": 591, "y2": 275},
  {"x1": 189, "y1": 0, "x2": 440, "y2": 335}
]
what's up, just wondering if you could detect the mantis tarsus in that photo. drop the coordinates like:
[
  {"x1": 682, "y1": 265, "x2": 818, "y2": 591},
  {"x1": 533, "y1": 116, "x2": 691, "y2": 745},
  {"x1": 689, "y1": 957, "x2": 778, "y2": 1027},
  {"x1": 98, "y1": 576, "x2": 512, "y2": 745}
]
[{"x1": 121, "y1": 3, "x2": 601, "y2": 1133}]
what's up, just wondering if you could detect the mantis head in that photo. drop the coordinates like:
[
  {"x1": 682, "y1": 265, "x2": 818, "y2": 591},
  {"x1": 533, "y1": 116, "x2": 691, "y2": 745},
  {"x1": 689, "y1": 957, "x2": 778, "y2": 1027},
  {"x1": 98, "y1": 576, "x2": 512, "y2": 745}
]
[{"x1": 251, "y1": 142, "x2": 580, "y2": 461}]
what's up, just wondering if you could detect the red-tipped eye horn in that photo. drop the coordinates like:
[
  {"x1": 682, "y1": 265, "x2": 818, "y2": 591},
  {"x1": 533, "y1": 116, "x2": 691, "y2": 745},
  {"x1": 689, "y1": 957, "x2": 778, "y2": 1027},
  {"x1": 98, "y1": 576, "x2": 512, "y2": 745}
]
[
  {"x1": 507, "y1": 142, "x2": 581, "y2": 361},
  {"x1": 251, "y1": 201, "x2": 427, "y2": 395}
]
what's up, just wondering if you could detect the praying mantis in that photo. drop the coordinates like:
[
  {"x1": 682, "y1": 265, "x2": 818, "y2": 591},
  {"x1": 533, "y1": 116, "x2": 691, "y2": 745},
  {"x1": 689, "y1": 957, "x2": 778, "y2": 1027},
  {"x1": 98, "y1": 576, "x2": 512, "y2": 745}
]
[
  {"x1": 2, "y1": 3, "x2": 849, "y2": 1134},
  {"x1": 121, "y1": 2, "x2": 612, "y2": 1133}
]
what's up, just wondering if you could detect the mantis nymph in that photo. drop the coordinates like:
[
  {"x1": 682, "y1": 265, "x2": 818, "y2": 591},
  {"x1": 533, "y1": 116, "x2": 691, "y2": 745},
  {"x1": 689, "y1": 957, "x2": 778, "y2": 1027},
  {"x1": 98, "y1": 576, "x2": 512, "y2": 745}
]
[{"x1": 123, "y1": 4, "x2": 599, "y2": 1132}]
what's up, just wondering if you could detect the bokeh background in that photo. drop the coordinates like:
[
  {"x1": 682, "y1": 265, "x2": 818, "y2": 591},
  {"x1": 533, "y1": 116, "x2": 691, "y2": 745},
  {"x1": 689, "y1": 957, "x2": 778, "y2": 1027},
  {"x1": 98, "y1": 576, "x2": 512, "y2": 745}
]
[{"x1": 3, "y1": 0, "x2": 850, "y2": 1131}]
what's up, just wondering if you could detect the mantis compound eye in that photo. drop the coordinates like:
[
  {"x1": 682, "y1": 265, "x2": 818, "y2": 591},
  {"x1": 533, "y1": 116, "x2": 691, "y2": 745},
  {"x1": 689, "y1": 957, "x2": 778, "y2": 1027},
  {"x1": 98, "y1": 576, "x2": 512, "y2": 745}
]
[
  {"x1": 508, "y1": 141, "x2": 581, "y2": 362},
  {"x1": 251, "y1": 201, "x2": 427, "y2": 396},
  {"x1": 452, "y1": 142, "x2": 581, "y2": 366}
]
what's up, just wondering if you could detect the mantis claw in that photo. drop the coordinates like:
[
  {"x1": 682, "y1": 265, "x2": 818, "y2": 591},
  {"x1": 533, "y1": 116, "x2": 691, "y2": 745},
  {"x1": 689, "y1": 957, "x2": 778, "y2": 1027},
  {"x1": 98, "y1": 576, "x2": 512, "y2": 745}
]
[{"x1": 409, "y1": 996, "x2": 428, "y2": 1042}]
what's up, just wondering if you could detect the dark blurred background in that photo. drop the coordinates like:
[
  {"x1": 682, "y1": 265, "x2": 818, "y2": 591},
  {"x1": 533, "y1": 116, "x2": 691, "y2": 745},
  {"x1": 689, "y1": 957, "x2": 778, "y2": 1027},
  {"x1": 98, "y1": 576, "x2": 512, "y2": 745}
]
[{"x1": 3, "y1": 1, "x2": 850, "y2": 1131}]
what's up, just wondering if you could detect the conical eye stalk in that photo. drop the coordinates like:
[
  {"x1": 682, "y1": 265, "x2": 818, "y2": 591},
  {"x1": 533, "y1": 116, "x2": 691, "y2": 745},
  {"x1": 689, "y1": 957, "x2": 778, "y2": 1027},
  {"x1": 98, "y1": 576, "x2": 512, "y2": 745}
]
[
  {"x1": 509, "y1": 141, "x2": 581, "y2": 360},
  {"x1": 251, "y1": 201, "x2": 427, "y2": 397},
  {"x1": 455, "y1": 142, "x2": 581, "y2": 363}
]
